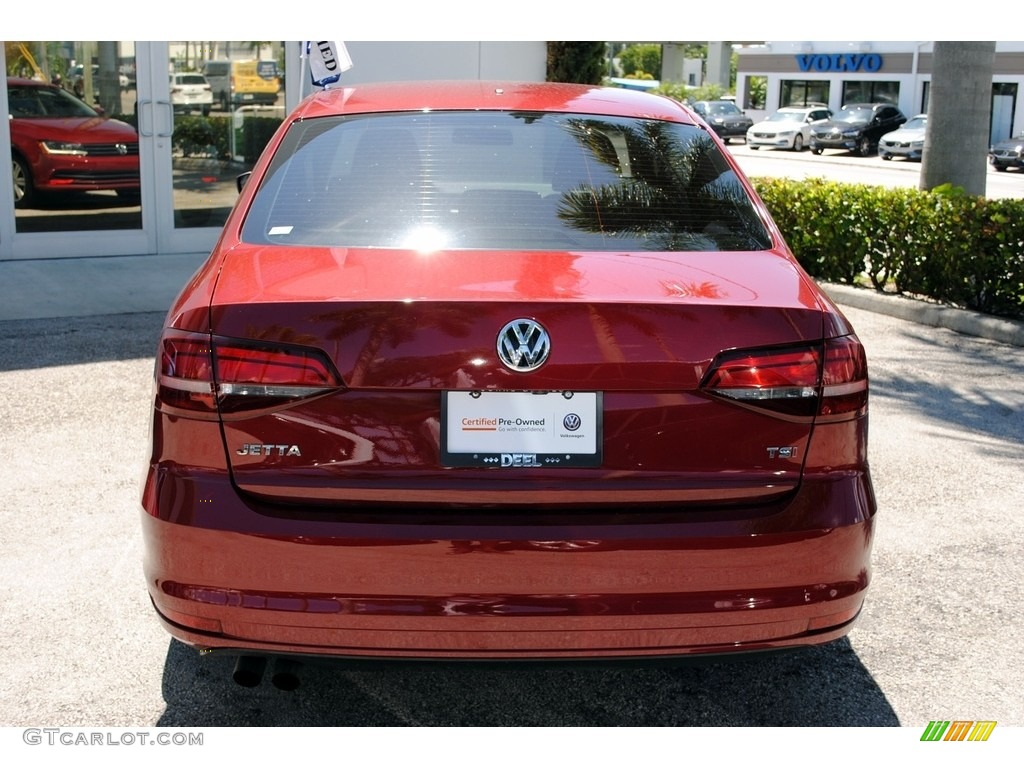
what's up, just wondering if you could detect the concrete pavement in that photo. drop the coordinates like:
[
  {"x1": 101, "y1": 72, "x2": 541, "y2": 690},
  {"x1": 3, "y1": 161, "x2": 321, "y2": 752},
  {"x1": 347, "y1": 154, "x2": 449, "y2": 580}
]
[
  {"x1": 0, "y1": 252, "x2": 1022, "y2": 346},
  {"x1": 0, "y1": 252, "x2": 207, "y2": 322}
]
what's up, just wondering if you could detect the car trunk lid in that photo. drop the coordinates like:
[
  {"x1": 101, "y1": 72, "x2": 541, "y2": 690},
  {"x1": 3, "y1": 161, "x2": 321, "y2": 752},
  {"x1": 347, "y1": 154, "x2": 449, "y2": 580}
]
[{"x1": 199, "y1": 245, "x2": 837, "y2": 508}]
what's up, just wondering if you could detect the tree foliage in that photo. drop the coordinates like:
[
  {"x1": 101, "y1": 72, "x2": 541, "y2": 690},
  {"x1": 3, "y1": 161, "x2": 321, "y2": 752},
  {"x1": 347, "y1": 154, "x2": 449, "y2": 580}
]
[
  {"x1": 546, "y1": 42, "x2": 607, "y2": 85},
  {"x1": 617, "y1": 44, "x2": 662, "y2": 80}
]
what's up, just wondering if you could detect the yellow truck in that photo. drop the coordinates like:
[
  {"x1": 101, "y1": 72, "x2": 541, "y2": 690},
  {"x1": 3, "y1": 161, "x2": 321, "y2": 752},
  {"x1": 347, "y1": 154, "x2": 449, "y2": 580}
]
[{"x1": 201, "y1": 59, "x2": 280, "y2": 111}]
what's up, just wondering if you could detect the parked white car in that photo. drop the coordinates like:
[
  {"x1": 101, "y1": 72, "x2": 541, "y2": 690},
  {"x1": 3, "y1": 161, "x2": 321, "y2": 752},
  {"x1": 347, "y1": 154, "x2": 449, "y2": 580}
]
[
  {"x1": 746, "y1": 105, "x2": 832, "y2": 152},
  {"x1": 169, "y1": 73, "x2": 213, "y2": 116},
  {"x1": 878, "y1": 114, "x2": 927, "y2": 161}
]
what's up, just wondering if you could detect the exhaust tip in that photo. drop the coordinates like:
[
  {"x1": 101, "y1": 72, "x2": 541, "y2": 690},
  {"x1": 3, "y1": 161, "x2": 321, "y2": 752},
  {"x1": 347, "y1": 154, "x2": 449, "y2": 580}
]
[
  {"x1": 232, "y1": 655, "x2": 267, "y2": 687},
  {"x1": 271, "y1": 657, "x2": 302, "y2": 691}
]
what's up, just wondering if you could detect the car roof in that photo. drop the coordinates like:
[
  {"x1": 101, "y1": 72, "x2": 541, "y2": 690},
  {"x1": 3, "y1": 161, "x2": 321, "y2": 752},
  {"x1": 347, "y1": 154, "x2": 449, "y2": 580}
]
[{"x1": 292, "y1": 81, "x2": 699, "y2": 125}]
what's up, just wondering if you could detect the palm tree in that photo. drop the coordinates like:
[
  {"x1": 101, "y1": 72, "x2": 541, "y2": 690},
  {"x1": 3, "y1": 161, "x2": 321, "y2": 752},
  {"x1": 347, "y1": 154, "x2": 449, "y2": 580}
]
[{"x1": 920, "y1": 42, "x2": 996, "y2": 196}]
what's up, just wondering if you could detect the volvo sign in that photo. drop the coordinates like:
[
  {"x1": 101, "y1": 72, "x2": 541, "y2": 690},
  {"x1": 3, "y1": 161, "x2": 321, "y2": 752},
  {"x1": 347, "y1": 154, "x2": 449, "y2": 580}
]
[{"x1": 795, "y1": 53, "x2": 884, "y2": 73}]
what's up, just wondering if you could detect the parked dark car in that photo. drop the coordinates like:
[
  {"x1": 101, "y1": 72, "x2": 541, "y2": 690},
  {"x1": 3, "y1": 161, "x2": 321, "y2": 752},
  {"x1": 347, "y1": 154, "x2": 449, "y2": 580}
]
[
  {"x1": 7, "y1": 77, "x2": 140, "y2": 208},
  {"x1": 690, "y1": 100, "x2": 754, "y2": 143},
  {"x1": 142, "y1": 81, "x2": 875, "y2": 684},
  {"x1": 988, "y1": 131, "x2": 1024, "y2": 172},
  {"x1": 810, "y1": 103, "x2": 906, "y2": 157}
]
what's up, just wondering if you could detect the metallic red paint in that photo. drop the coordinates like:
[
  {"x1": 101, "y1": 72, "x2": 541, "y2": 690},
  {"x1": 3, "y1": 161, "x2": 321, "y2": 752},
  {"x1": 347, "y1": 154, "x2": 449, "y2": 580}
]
[{"x1": 141, "y1": 81, "x2": 877, "y2": 663}]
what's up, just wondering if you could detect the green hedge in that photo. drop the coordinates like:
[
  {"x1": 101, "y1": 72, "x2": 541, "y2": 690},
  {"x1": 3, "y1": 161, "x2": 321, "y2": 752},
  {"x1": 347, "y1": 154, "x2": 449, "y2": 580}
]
[
  {"x1": 752, "y1": 177, "x2": 1024, "y2": 320},
  {"x1": 172, "y1": 115, "x2": 230, "y2": 159},
  {"x1": 170, "y1": 115, "x2": 282, "y2": 163}
]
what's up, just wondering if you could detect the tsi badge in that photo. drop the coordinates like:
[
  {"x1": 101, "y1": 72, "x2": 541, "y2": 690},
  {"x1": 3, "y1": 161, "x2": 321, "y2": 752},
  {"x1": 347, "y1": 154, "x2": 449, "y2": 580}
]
[{"x1": 502, "y1": 453, "x2": 540, "y2": 467}]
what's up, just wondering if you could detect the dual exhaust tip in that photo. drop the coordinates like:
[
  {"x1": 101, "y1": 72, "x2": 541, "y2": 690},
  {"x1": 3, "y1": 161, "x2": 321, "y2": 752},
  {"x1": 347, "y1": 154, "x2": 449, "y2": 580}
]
[{"x1": 232, "y1": 655, "x2": 301, "y2": 691}]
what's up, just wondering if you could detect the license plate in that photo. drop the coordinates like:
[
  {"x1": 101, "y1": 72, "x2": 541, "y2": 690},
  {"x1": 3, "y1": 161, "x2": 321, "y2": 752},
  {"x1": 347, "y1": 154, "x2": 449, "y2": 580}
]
[{"x1": 441, "y1": 391, "x2": 602, "y2": 468}]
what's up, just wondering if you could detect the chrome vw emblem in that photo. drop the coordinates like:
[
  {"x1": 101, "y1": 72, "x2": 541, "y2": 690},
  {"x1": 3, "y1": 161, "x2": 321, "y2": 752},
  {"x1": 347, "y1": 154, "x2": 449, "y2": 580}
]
[
  {"x1": 497, "y1": 319, "x2": 551, "y2": 372},
  {"x1": 115, "y1": 143, "x2": 128, "y2": 155}
]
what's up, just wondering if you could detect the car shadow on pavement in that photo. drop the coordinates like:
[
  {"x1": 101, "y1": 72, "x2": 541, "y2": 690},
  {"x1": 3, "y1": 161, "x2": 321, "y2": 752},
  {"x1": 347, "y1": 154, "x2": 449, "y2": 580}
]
[
  {"x1": 157, "y1": 636, "x2": 897, "y2": 727},
  {"x1": 0, "y1": 313, "x2": 164, "y2": 372},
  {"x1": 867, "y1": 326, "x2": 1024, "y2": 451}
]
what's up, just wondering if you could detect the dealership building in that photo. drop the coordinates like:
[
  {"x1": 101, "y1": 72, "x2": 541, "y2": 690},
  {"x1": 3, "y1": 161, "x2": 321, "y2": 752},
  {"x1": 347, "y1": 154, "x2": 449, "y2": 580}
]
[{"x1": 734, "y1": 41, "x2": 1024, "y2": 143}]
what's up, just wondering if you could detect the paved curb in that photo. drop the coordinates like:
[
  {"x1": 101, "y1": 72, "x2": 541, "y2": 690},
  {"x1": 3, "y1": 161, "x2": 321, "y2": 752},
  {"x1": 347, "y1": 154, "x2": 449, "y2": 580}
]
[{"x1": 820, "y1": 282, "x2": 1024, "y2": 347}]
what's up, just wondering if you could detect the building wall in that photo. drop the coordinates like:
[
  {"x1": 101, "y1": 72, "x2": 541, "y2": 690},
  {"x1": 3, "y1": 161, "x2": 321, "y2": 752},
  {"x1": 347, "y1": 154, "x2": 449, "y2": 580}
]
[
  {"x1": 662, "y1": 44, "x2": 703, "y2": 86},
  {"x1": 338, "y1": 42, "x2": 547, "y2": 85}
]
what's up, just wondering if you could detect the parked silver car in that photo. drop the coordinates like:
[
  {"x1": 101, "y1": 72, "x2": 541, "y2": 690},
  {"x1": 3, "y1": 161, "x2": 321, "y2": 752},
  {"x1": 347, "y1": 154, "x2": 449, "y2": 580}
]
[
  {"x1": 747, "y1": 105, "x2": 832, "y2": 152},
  {"x1": 878, "y1": 114, "x2": 927, "y2": 161}
]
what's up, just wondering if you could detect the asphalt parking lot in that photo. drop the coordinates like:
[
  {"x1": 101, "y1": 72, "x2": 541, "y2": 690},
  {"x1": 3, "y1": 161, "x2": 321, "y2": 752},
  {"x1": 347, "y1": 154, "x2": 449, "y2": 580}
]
[{"x1": 0, "y1": 296, "x2": 1021, "y2": 730}]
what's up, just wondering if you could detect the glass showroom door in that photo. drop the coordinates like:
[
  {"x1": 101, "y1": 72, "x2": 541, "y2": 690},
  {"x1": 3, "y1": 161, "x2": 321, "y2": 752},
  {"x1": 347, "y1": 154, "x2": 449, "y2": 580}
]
[
  {"x1": 1, "y1": 40, "x2": 153, "y2": 259},
  {"x1": 138, "y1": 40, "x2": 290, "y2": 255},
  {"x1": 1, "y1": 40, "x2": 292, "y2": 260}
]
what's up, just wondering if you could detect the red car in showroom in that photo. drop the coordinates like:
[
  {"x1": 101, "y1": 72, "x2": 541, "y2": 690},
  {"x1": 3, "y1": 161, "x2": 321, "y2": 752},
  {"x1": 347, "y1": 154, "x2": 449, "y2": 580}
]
[
  {"x1": 7, "y1": 77, "x2": 140, "y2": 208},
  {"x1": 142, "y1": 80, "x2": 875, "y2": 688}
]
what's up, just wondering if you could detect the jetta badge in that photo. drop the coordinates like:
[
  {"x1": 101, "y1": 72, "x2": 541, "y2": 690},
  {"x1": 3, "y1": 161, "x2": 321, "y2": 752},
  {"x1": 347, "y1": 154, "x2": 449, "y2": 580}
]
[{"x1": 497, "y1": 319, "x2": 551, "y2": 372}]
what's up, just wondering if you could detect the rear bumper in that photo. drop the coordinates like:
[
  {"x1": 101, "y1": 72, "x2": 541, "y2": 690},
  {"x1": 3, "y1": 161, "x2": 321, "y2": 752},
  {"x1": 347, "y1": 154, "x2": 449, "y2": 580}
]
[
  {"x1": 233, "y1": 92, "x2": 278, "y2": 106},
  {"x1": 172, "y1": 96, "x2": 213, "y2": 110},
  {"x1": 141, "y1": 472, "x2": 876, "y2": 660}
]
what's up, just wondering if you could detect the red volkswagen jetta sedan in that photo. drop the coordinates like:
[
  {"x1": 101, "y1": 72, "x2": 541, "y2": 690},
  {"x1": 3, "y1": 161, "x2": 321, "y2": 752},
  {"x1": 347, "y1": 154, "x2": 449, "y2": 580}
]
[
  {"x1": 141, "y1": 81, "x2": 875, "y2": 685},
  {"x1": 7, "y1": 77, "x2": 140, "y2": 208}
]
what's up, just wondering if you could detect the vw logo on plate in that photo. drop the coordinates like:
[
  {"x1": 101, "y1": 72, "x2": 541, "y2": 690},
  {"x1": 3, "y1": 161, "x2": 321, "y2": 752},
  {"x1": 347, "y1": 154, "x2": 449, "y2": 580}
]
[
  {"x1": 563, "y1": 413, "x2": 582, "y2": 431},
  {"x1": 497, "y1": 319, "x2": 551, "y2": 372}
]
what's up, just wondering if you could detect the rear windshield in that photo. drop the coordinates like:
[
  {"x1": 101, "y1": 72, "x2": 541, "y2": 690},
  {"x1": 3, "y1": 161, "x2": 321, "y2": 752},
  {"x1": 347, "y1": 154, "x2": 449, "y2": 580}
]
[{"x1": 241, "y1": 111, "x2": 772, "y2": 252}]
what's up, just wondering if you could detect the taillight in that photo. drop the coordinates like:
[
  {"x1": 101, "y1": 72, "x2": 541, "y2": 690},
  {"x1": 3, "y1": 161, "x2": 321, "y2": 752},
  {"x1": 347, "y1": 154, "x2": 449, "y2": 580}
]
[
  {"x1": 702, "y1": 335, "x2": 868, "y2": 421},
  {"x1": 156, "y1": 331, "x2": 342, "y2": 417},
  {"x1": 158, "y1": 332, "x2": 217, "y2": 415},
  {"x1": 215, "y1": 341, "x2": 340, "y2": 414},
  {"x1": 819, "y1": 335, "x2": 868, "y2": 421}
]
